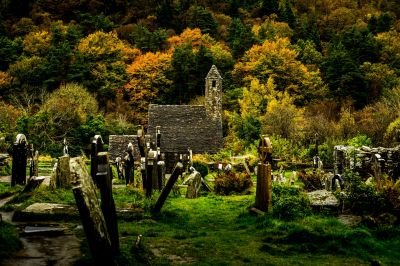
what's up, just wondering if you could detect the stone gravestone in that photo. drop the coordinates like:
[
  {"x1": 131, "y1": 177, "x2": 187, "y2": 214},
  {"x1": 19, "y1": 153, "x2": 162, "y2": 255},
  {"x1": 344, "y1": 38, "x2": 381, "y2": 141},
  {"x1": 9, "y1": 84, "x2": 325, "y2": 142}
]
[
  {"x1": 11, "y1": 134, "x2": 28, "y2": 186},
  {"x1": 56, "y1": 155, "x2": 71, "y2": 188},
  {"x1": 70, "y1": 157, "x2": 114, "y2": 264},
  {"x1": 157, "y1": 154, "x2": 166, "y2": 190},
  {"x1": 153, "y1": 161, "x2": 184, "y2": 212},
  {"x1": 254, "y1": 136, "x2": 273, "y2": 213},
  {"x1": 96, "y1": 152, "x2": 119, "y2": 254},
  {"x1": 29, "y1": 145, "x2": 39, "y2": 178},
  {"x1": 184, "y1": 170, "x2": 202, "y2": 199},
  {"x1": 91, "y1": 135, "x2": 104, "y2": 185},
  {"x1": 124, "y1": 143, "x2": 134, "y2": 185}
]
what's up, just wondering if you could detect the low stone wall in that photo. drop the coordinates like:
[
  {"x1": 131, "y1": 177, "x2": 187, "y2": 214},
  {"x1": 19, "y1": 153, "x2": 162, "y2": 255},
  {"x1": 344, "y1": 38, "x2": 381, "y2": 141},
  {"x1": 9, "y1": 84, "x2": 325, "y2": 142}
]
[{"x1": 334, "y1": 145, "x2": 400, "y2": 179}]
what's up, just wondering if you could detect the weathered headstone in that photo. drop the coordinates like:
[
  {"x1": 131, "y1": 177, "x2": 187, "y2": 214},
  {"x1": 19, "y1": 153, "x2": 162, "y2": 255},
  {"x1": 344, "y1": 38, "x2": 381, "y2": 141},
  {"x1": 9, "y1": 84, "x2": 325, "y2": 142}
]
[
  {"x1": 96, "y1": 152, "x2": 119, "y2": 254},
  {"x1": 153, "y1": 162, "x2": 184, "y2": 212},
  {"x1": 70, "y1": 157, "x2": 114, "y2": 264},
  {"x1": 157, "y1": 159, "x2": 166, "y2": 190},
  {"x1": 90, "y1": 135, "x2": 104, "y2": 185},
  {"x1": 115, "y1": 157, "x2": 124, "y2": 180},
  {"x1": 254, "y1": 136, "x2": 273, "y2": 213},
  {"x1": 29, "y1": 145, "x2": 39, "y2": 178},
  {"x1": 146, "y1": 149, "x2": 156, "y2": 197},
  {"x1": 184, "y1": 170, "x2": 202, "y2": 199},
  {"x1": 11, "y1": 134, "x2": 28, "y2": 186},
  {"x1": 56, "y1": 155, "x2": 71, "y2": 188},
  {"x1": 124, "y1": 143, "x2": 134, "y2": 185}
]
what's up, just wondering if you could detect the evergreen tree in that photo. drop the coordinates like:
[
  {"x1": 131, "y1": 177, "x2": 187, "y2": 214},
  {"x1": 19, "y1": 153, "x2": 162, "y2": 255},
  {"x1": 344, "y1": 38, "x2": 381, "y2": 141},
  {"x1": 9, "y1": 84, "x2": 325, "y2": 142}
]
[
  {"x1": 156, "y1": 0, "x2": 175, "y2": 29},
  {"x1": 368, "y1": 15, "x2": 378, "y2": 34},
  {"x1": 185, "y1": 6, "x2": 218, "y2": 36},
  {"x1": 169, "y1": 44, "x2": 196, "y2": 104},
  {"x1": 376, "y1": 12, "x2": 394, "y2": 33},
  {"x1": 322, "y1": 43, "x2": 368, "y2": 107},
  {"x1": 194, "y1": 45, "x2": 215, "y2": 96},
  {"x1": 261, "y1": 0, "x2": 279, "y2": 16},
  {"x1": 339, "y1": 27, "x2": 380, "y2": 64},
  {"x1": 227, "y1": 18, "x2": 256, "y2": 59},
  {"x1": 279, "y1": 0, "x2": 296, "y2": 29}
]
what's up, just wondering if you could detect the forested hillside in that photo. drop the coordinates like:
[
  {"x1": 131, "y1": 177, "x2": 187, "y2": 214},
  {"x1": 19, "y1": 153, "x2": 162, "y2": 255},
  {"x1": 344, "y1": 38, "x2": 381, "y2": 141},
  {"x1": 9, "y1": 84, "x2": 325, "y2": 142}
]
[{"x1": 1, "y1": 0, "x2": 400, "y2": 159}]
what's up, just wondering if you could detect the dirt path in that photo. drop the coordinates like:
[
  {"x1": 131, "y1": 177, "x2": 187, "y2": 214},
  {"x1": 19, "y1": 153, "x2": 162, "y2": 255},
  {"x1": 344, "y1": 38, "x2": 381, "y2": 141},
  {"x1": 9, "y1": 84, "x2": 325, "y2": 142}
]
[
  {"x1": 1, "y1": 188, "x2": 83, "y2": 266},
  {"x1": 2, "y1": 234, "x2": 82, "y2": 266}
]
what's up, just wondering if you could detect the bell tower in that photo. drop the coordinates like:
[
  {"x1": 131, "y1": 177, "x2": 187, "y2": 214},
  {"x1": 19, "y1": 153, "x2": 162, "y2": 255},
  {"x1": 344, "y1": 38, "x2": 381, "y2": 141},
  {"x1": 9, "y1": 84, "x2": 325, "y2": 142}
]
[{"x1": 205, "y1": 65, "x2": 222, "y2": 119}]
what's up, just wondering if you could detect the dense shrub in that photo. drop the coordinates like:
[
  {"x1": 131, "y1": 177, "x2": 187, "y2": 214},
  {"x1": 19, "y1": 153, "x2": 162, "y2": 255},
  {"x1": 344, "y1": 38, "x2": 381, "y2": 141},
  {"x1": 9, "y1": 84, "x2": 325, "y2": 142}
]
[
  {"x1": 214, "y1": 171, "x2": 253, "y2": 195},
  {"x1": 342, "y1": 171, "x2": 390, "y2": 215},
  {"x1": 192, "y1": 160, "x2": 209, "y2": 178},
  {"x1": 272, "y1": 185, "x2": 312, "y2": 220}
]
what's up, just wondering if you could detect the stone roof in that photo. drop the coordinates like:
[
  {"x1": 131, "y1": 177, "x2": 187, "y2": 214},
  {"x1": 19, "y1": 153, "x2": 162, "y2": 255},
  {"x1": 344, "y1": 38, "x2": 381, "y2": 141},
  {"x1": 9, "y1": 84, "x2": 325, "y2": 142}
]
[
  {"x1": 147, "y1": 104, "x2": 223, "y2": 154},
  {"x1": 206, "y1": 65, "x2": 222, "y2": 80}
]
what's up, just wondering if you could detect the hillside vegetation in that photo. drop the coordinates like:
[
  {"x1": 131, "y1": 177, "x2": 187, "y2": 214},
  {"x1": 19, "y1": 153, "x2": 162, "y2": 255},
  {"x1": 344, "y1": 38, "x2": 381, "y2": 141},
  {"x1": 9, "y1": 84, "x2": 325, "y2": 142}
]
[{"x1": 0, "y1": 0, "x2": 400, "y2": 158}]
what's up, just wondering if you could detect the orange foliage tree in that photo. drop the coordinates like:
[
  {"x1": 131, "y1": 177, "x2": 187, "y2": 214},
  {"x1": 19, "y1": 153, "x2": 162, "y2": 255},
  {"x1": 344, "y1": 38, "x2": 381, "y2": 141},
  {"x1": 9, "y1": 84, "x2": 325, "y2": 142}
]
[{"x1": 124, "y1": 51, "x2": 172, "y2": 124}]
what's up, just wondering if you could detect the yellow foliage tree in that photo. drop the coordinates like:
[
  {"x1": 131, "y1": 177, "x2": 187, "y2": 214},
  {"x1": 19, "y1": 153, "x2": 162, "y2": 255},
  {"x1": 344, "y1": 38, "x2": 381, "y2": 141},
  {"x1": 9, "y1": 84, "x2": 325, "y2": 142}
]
[
  {"x1": 23, "y1": 30, "x2": 51, "y2": 56},
  {"x1": 233, "y1": 37, "x2": 327, "y2": 104},
  {"x1": 77, "y1": 31, "x2": 140, "y2": 63},
  {"x1": 0, "y1": 71, "x2": 13, "y2": 90},
  {"x1": 376, "y1": 30, "x2": 400, "y2": 68}
]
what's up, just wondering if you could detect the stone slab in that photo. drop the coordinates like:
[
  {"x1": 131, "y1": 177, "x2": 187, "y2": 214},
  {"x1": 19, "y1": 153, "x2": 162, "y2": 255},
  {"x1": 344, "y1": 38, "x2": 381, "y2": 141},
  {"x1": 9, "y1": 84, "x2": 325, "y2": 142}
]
[
  {"x1": 14, "y1": 203, "x2": 144, "y2": 222},
  {"x1": 307, "y1": 190, "x2": 339, "y2": 207}
]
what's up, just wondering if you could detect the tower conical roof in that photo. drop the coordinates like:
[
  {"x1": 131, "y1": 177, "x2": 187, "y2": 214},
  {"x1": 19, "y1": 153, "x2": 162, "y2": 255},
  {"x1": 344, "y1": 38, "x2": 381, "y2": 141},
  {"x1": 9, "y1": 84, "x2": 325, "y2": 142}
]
[{"x1": 206, "y1": 65, "x2": 222, "y2": 79}]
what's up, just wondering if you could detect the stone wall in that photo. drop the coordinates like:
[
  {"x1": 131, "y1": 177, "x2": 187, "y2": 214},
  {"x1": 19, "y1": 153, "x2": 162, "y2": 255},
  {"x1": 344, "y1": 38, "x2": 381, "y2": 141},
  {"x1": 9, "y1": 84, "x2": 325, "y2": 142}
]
[
  {"x1": 108, "y1": 135, "x2": 141, "y2": 163},
  {"x1": 334, "y1": 145, "x2": 400, "y2": 179}
]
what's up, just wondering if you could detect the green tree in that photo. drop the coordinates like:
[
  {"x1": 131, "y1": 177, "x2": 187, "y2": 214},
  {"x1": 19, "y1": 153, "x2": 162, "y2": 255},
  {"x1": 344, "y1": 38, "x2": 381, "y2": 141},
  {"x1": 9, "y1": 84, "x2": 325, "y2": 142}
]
[
  {"x1": 261, "y1": 0, "x2": 279, "y2": 16},
  {"x1": 339, "y1": 27, "x2": 380, "y2": 64},
  {"x1": 0, "y1": 36, "x2": 22, "y2": 71},
  {"x1": 322, "y1": 43, "x2": 367, "y2": 107},
  {"x1": 184, "y1": 5, "x2": 218, "y2": 36},
  {"x1": 279, "y1": 0, "x2": 296, "y2": 29},
  {"x1": 169, "y1": 44, "x2": 196, "y2": 104},
  {"x1": 227, "y1": 18, "x2": 256, "y2": 59}
]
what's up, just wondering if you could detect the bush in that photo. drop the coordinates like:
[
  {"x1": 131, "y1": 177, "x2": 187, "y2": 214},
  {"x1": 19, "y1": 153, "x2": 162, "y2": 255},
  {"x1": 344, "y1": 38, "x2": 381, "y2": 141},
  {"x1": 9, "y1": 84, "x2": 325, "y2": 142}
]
[
  {"x1": 272, "y1": 184, "x2": 312, "y2": 220},
  {"x1": 343, "y1": 171, "x2": 390, "y2": 215},
  {"x1": 192, "y1": 160, "x2": 209, "y2": 178},
  {"x1": 214, "y1": 171, "x2": 253, "y2": 195}
]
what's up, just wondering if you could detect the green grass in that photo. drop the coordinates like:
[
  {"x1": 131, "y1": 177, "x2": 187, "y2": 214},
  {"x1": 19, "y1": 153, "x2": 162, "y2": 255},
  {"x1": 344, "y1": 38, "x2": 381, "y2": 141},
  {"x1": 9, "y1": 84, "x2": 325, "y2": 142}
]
[
  {"x1": 1, "y1": 177, "x2": 399, "y2": 265},
  {"x1": 1, "y1": 186, "x2": 75, "y2": 211},
  {"x1": 0, "y1": 183, "x2": 22, "y2": 199},
  {"x1": 116, "y1": 194, "x2": 400, "y2": 265},
  {"x1": 0, "y1": 222, "x2": 22, "y2": 261}
]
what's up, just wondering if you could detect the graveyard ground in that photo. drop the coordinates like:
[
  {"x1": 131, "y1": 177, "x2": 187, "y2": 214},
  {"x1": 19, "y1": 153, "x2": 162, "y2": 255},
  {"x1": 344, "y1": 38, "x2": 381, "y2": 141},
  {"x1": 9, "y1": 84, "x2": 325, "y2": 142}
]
[{"x1": 1, "y1": 179, "x2": 400, "y2": 265}]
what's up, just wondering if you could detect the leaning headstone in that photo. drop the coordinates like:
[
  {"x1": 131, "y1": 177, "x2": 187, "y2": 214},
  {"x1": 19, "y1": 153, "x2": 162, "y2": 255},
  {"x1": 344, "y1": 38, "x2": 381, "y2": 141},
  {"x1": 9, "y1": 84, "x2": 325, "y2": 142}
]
[
  {"x1": 11, "y1": 134, "x2": 28, "y2": 186},
  {"x1": 96, "y1": 152, "x2": 119, "y2": 254},
  {"x1": 254, "y1": 136, "x2": 273, "y2": 213},
  {"x1": 153, "y1": 162, "x2": 184, "y2": 212},
  {"x1": 70, "y1": 157, "x2": 114, "y2": 264},
  {"x1": 22, "y1": 176, "x2": 46, "y2": 193},
  {"x1": 184, "y1": 171, "x2": 202, "y2": 199}
]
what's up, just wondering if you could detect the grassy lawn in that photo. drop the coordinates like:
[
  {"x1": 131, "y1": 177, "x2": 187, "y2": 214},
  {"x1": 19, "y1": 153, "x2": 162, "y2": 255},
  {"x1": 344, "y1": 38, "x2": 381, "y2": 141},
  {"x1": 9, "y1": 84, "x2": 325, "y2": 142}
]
[
  {"x1": 1, "y1": 180, "x2": 400, "y2": 265},
  {"x1": 116, "y1": 193, "x2": 400, "y2": 265}
]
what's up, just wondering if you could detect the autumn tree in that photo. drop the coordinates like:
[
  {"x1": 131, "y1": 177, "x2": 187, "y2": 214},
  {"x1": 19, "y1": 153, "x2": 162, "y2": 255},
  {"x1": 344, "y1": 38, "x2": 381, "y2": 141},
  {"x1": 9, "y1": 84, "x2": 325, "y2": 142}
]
[
  {"x1": 124, "y1": 51, "x2": 172, "y2": 123},
  {"x1": 233, "y1": 37, "x2": 327, "y2": 104},
  {"x1": 76, "y1": 31, "x2": 139, "y2": 106}
]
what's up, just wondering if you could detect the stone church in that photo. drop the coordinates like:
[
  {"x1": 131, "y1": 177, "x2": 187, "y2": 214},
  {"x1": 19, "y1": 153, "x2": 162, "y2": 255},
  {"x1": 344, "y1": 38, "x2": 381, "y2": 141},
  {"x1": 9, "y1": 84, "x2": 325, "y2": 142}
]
[{"x1": 109, "y1": 65, "x2": 223, "y2": 165}]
